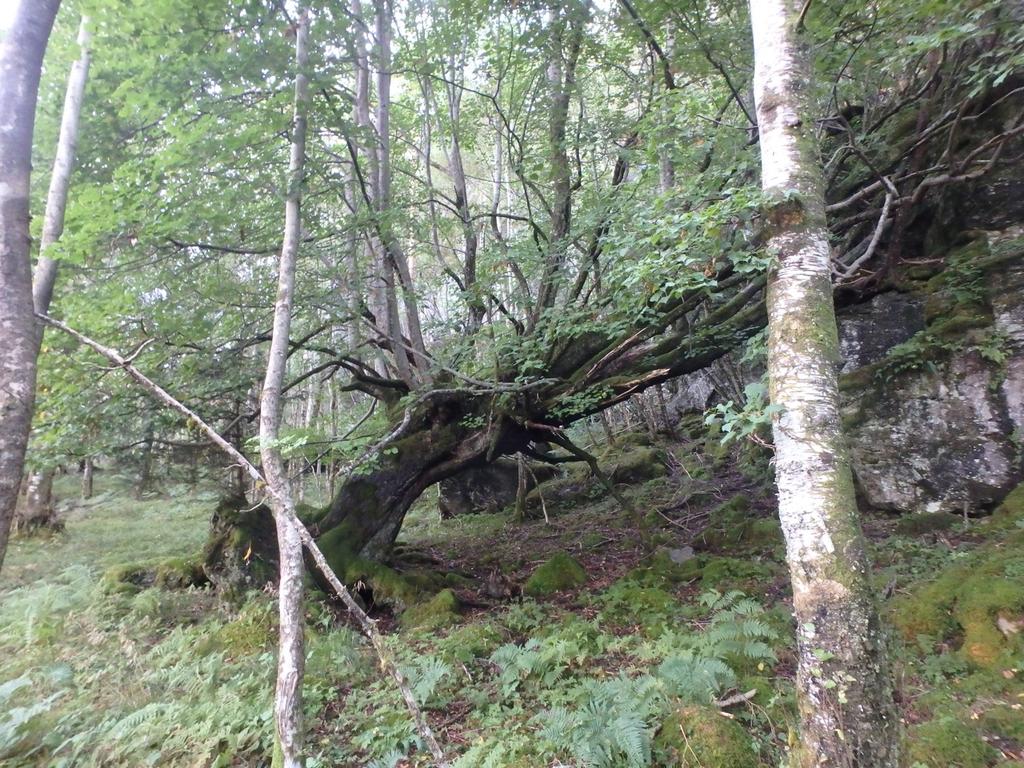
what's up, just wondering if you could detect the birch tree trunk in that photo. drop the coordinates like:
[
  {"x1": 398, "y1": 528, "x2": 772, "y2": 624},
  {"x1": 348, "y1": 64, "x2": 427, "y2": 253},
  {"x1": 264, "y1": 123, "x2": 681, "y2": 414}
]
[
  {"x1": 749, "y1": 2, "x2": 899, "y2": 765},
  {"x1": 261, "y1": 8, "x2": 310, "y2": 766},
  {"x1": 33, "y1": 15, "x2": 90, "y2": 316},
  {"x1": 0, "y1": 0, "x2": 62, "y2": 573},
  {"x1": 19, "y1": 15, "x2": 91, "y2": 533},
  {"x1": 81, "y1": 457, "x2": 93, "y2": 500}
]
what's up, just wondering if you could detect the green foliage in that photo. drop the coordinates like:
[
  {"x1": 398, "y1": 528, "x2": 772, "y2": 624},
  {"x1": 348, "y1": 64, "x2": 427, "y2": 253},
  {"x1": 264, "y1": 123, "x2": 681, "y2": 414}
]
[
  {"x1": 535, "y1": 676, "x2": 661, "y2": 768},
  {"x1": 704, "y1": 380, "x2": 780, "y2": 446},
  {"x1": 490, "y1": 634, "x2": 587, "y2": 698},
  {"x1": 401, "y1": 588, "x2": 462, "y2": 631},
  {"x1": 895, "y1": 512, "x2": 959, "y2": 536}
]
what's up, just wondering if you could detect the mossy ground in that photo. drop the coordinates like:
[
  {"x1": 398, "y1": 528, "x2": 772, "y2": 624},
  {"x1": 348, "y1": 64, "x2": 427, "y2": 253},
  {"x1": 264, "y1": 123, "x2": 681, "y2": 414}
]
[{"x1": 2, "y1": 435, "x2": 1023, "y2": 766}]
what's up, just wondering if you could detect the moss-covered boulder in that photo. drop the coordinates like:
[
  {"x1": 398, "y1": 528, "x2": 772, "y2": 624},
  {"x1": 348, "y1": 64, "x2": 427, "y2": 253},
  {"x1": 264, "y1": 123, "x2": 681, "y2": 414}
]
[
  {"x1": 438, "y1": 460, "x2": 556, "y2": 517},
  {"x1": 653, "y1": 705, "x2": 758, "y2": 768},
  {"x1": 893, "y1": 541, "x2": 1024, "y2": 667},
  {"x1": 524, "y1": 552, "x2": 587, "y2": 597},
  {"x1": 525, "y1": 473, "x2": 600, "y2": 513},
  {"x1": 101, "y1": 563, "x2": 155, "y2": 595},
  {"x1": 841, "y1": 231, "x2": 1024, "y2": 517},
  {"x1": 154, "y1": 557, "x2": 209, "y2": 589},
  {"x1": 402, "y1": 588, "x2": 462, "y2": 631},
  {"x1": 215, "y1": 599, "x2": 277, "y2": 656},
  {"x1": 608, "y1": 446, "x2": 668, "y2": 484},
  {"x1": 905, "y1": 716, "x2": 997, "y2": 768}
]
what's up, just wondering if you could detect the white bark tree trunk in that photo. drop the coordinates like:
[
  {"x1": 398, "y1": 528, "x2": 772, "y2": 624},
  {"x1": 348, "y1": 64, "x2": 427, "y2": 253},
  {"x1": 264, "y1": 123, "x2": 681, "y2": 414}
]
[
  {"x1": 749, "y1": 2, "x2": 899, "y2": 765},
  {"x1": 81, "y1": 457, "x2": 93, "y2": 500},
  {"x1": 18, "y1": 16, "x2": 93, "y2": 533},
  {"x1": 33, "y1": 15, "x2": 90, "y2": 316},
  {"x1": 0, "y1": 0, "x2": 62, "y2": 573},
  {"x1": 261, "y1": 8, "x2": 310, "y2": 766}
]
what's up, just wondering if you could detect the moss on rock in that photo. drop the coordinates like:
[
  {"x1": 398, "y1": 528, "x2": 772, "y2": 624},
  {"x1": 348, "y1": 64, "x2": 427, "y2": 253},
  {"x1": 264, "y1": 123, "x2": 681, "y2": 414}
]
[
  {"x1": 990, "y1": 482, "x2": 1024, "y2": 532},
  {"x1": 216, "y1": 599, "x2": 276, "y2": 656},
  {"x1": 101, "y1": 563, "x2": 155, "y2": 594},
  {"x1": 905, "y1": 716, "x2": 997, "y2": 768},
  {"x1": 154, "y1": 557, "x2": 208, "y2": 589},
  {"x1": 524, "y1": 552, "x2": 587, "y2": 597},
  {"x1": 653, "y1": 705, "x2": 758, "y2": 768},
  {"x1": 608, "y1": 446, "x2": 668, "y2": 484},
  {"x1": 402, "y1": 588, "x2": 462, "y2": 631}
]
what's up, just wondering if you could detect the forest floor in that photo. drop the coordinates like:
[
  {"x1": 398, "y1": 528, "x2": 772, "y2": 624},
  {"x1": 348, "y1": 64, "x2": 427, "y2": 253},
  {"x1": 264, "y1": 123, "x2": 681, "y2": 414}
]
[{"x1": 1, "y1": 426, "x2": 1023, "y2": 768}]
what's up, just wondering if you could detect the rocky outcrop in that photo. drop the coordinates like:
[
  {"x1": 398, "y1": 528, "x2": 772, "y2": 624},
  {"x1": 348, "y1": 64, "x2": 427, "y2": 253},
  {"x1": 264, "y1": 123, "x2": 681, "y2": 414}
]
[
  {"x1": 667, "y1": 228, "x2": 1024, "y2": 516},
  {"x1": 838, "y1": 292, "x2": 925, "y2": 373},
  {"x1": 839, "y1": 229, "x2": 1024, "y2": 514}
]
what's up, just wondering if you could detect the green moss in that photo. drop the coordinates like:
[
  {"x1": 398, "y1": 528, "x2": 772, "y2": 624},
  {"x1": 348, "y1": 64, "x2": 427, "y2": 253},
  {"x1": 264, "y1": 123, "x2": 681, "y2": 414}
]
[
  {"x1": 402, "y1": 588, "x2": 462, "y2": 631},
  {"x1": 630, "y1": 548, "x2": 703, "y2": 586},
  {"x1": 736, "y1": 674, "x2": 774, "y2": 704},
  {"x1": 905, "y1": 716, "x2": 997, "y2": 768},
  {"x1": 608, "y1": 446, "x2": 667, "y2": 484},
  {"x1": 153, "y1": 557, "x2": 208, "y2": 589},
  {"x1": 979, "y1": 705, "x2": 1024, "y2": 742},
  {"x1": 653, "y1": 705, "x2": 758, "y2": 768},
  {"x1": 675, "y1": 413, "x2": 706, "y2": 440},
  {"x1": 700, "y1": 556, "x2": 776, "y2": 588},
  {"x1": 216, "y1": 599, "x2": 276, "y2": 656},
  {"x1": 698, "y1": 495, "x2": 782, "y2": 553},
  {"x1": 523, "y1": 552, "x2": 587, "y2": 597},
  {"x1": 895, "y1": 512, "x2": 959, "y2": 536},
  {"x1": 894, "y1": 543, "x2": 1024, "y2": 667},
  {"x1": 101, "y1": 563, "x2": 154, "y2": 594},
  {"x1": 703, "y1": 421, "x2": 732, "y2": 467},
  {"x1": 990, "y1": 482, "x2": 1024, "y2": 531}
]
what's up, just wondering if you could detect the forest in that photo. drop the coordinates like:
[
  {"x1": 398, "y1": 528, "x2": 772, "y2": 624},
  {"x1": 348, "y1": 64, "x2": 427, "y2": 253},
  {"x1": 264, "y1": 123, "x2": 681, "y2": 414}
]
[{"x1": 1, "y1": 0, "x2": 1023, "y2": 765}]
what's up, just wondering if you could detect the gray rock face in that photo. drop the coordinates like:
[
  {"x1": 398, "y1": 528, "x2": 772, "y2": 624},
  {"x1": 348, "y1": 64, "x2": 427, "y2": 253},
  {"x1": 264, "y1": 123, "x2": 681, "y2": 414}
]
[
  {"x1": 438, "y1": 459, "x2": 556, "y2": 517},
  {"x1": 841, "y1": 228, "x2": 1024, "y2": 514},
  {"x1": 991, "y1": 227, "x2": 1024, "y2": 439},
  {"x1": 838, "y1": 292, "x2": 925, "y2": 373},
  {"x1": 844, "y1": 351, "x2": 1019, "y2": 513}
]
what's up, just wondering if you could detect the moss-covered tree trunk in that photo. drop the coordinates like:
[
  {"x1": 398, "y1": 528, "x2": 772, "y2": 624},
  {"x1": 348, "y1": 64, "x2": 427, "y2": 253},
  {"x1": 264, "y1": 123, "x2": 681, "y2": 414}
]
[
  {"x1": 749, "y1": 1, "x2": 899, "y2": 765},
  {"x1": 311, "y1": 391, "x2": 519, "y2": 570}
]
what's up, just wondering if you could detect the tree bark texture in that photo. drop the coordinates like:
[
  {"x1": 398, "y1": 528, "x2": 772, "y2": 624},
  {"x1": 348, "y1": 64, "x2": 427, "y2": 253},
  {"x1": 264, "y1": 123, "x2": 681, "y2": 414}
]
[
  {"x1": 32, "y1": 15, "x2": 91, "y2": 316},
  {"x1": 0, "y1": 0, "x2": 62, "y2": 573},
  {"x1": 749, "y1": 1, "x2": 899, "y2": 765},
  {"x1": 16, "y1": 16, "x2": 93, "y2": 534},
  {"x1": 261, "y1": 9, "x2": 309, "y2": 767}
]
